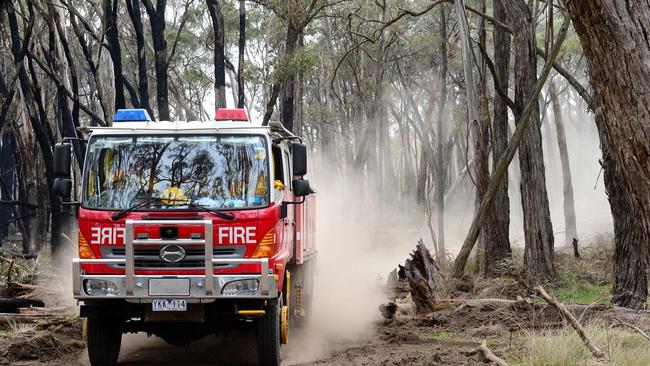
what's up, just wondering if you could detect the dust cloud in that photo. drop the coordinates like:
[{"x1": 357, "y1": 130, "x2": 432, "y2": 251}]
[{"x1": 283, "y1": 163, "x2": 428, "y2": 364}]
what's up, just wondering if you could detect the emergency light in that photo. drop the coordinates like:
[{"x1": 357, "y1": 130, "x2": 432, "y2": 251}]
[
  {"x1": 215, "y1": 108, "x2": 249, "y2": 121},
  {"x1": 113, "y1": 109, "x2": 152, "y2": 122}
]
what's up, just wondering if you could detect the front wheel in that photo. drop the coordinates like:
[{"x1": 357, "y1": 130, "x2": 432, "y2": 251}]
[
  {"x1": 257, "y1": 299, "x2": 281, "y2": 366},
  {"x1": 86, "y1": 317, "x2": 123, "y2": 366}
]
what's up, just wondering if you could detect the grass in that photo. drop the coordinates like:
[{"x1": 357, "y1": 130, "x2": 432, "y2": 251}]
[
  {"x1": 5, "y1": 319, "x2": 38, "y2": 335},
  {"x1": 547, "y1": 282, "x2": 610, "y2": 305},
  {"x1": 508, "y1": 326, "x2": 650, "y2": 366}
]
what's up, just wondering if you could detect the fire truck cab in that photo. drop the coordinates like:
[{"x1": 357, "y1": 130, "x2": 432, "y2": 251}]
[{"x1": 52, "y1": 109, "x2": 316, "y2": 366}]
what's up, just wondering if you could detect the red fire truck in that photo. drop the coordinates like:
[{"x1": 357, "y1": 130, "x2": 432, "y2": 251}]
[{"x1": 52, "y1": 108, "x2": 316, "y2": 366}]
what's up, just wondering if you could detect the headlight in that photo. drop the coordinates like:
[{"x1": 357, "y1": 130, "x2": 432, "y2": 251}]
[
  {"x1": 221, "y1": 279, "x2": 259, "y2": 296},
  {"x1": 83, "y1": 279, "x2": 119, "y2": 296}
]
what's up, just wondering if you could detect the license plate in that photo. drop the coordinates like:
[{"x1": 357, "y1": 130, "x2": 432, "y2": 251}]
[
  {"x1": 152, "y1": 299, "x2": 187, "y2": 312},
  {"x1": 149, "y1": 278, "x2": 190, "y2": 296}
]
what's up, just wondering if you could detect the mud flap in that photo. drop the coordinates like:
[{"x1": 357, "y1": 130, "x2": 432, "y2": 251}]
[{"x1": 281, "y1": 305, "x2": 289, "y2": 344}]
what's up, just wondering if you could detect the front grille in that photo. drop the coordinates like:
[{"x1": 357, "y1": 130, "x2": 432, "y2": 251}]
[
  {"x1": 99, "y1": 245, "x2": 246, "y2": 270},
  {"x1": 110, "y1": 248, "x2": 237, "y2": 256}
]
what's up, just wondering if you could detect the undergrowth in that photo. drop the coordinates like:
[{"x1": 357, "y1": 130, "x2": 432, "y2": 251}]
[{"x1": 509, "y1": 326, "x2": 650, "y2": 366}]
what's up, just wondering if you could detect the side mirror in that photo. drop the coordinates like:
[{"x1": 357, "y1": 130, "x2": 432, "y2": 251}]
[
  {"x1": 53, "y1": 178, "x2": 72, "y2": 198},
  {"x1": 291, "y1": 142, "x2": 307, "y2": 176},
  {"x1": 53, "y1": 143, "x2": 71, "y2": 178},
  {"x1": 292, "y1": 179, "x2": 311, "y2": 197}
]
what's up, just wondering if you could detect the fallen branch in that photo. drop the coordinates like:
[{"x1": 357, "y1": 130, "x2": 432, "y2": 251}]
[
  {"x1": 474, "y1": 339, "x2": 508, "y2": 366},
  {"x1": 535, "y1": 286, "x2": 605, "y2": 358},
  {"x1": 614, "y1": 316, "x2": 650, "y2": 341}
]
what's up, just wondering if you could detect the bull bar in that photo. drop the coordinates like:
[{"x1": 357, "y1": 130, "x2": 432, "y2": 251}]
[{"x1": 72, "y1": 219, "x2": 276, "y2": 302}]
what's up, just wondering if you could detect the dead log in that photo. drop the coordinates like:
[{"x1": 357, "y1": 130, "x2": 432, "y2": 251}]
[
  {"x1": 18, "y1": 306, "x2": 67, "y2": 315},
  {"x1": 0, "y1": 297, "x2": 45, "y2": 313},
  {"x1": 404, "y1": 240, "x2": 442, "y2": 313},
  {"x1": 0, "y1": 312, "x2": 53, "y2": 326},
  {"x1": 474, "y1": 340, "x2": 509, "y2": 366},
  {"x1": 535, "y1": 286, "x2": 605, "y2": 358}
]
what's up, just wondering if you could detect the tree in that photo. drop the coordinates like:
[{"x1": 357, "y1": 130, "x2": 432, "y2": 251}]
[
  {"x1": 506, "y1": 1, "x2": 556, "y2": 279},
  {"x1": 207, "y1": 0, "x2": 227, "y2": 109},
  {"x1": 103, "y1": 0, "x2": 126, "y2": 110},
  {"x1": 125, "y1": 0, "x2": 153, "y2": 115},
  {"x1": 452, "y1": 15, "x2": 570, "y2": 278},
  {"x1": 484, "y1": 0, "x2": 512, "y2": 275},
  {"x1": 142, "y1": 0, "x2": 171, "y2": 120},
  {"x1": 549, "y1": 81, "x2": 578, "y2": 247},
  {"x1": 237, "y1": 0, "x2": 245, "y2": 108},
  {"x1": 435, "y1": 5, "x2": 448, "y2": 260},
  {"x1": 595, "y1": 112, "x2": 648, "y2": 309},
  {"x1": 564, "y1": 0, "x2": 650, "y2": 307}
]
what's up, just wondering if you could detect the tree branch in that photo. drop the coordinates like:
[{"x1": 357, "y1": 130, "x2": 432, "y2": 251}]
[
  {"x1": 536, "y1": 47, "x2": 596, "y2": 111},
  {"x1": 474, "y1": 39, "x2": 516, "y2": 112}
]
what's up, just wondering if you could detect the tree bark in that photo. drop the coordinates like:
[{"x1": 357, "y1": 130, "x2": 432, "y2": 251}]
[
  {"x1": 506, "y1": 1, "x2": 556, "y2": 280},
  {"x1": 562, "y1": 0, "x2": 650, "y2": 308},
  {"x1": 207, "y1": 0, "x2": 226, "y2": 109},
  {"x1": 594, "y1": 111, "x2": 648, "y2": 309},
  {"x1": 549, "y1": 82, "x2": 578, "y2": 247},
  {"x1": 142, "y1": 0, "x2": 170, "y2": 120}
]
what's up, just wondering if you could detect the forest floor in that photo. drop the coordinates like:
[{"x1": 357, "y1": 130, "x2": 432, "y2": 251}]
[{"x1": 2, "y1": 242, "x2": 650, "y2": 365}]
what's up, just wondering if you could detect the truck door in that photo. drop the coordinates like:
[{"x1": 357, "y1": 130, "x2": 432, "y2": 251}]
[{"x1": 282, "y1": 149, "x2": 295, "y2": 255}]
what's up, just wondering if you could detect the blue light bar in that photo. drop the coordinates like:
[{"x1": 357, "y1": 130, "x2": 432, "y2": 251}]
[{"x1": 113, "y1": 109, "x2": 152, "y2": 122}]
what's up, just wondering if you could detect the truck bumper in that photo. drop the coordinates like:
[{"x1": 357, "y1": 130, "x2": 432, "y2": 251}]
[
  {"x1": 73, "y1": 258, "x2": 276, "y2": 302},
  {"x1": 73, "y1": 219, "x2": 277, "y2": 302}
]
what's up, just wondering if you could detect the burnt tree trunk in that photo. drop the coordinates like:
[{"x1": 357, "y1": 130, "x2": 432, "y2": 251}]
[
  {"x1": 261, "y1": 24, "x2": 299, "y2": 128},
  {"x1": 549, "y1": 82, "x2": 578, "y2": 247},
  {"x1": 507, "y1": 1, "x2": 556, "y2": 280},
  {"x1": 126, "y1": 0, "x2": 152, "y2": 115},
  {"x1": 6, "y1": 3, "x2": 64, "y2": 254},
  {"x1": 103, "y1": 0, "x2": 125, "y2": 110},
  {"x1": 0, "y1": 133, "x2": 12, "y2": 240},
  {"x1": 207, "y1": 0, "x2": 226, "y2": 109},
  {"x1": 404, "y1": 240, "x2": 442, "y2": 313},
  {"x1": 142, "y1": 0, "x2": 170, "y2": 120},
  {"x1": 237, "y1": 0, "x2": 245, "y2": 108},
  {"x1": 485, "y1": 0, "x2": 512, "y2": 275}
]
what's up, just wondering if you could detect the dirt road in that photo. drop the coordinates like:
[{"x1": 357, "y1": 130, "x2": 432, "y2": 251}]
[{"x1": 76, "y1": 332, "x2": 259, "y2": 365}]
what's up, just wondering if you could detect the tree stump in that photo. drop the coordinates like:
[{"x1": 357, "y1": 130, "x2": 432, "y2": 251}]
[{"x1": 404, "y1": 239, "x2": 442, "y2": 313}]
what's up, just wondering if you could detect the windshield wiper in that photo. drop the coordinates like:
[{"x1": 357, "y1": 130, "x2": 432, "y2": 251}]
[
  {"x1": 188, "y1": 202, "x2": 236, "y2": 221},
  {"x1": 111, "y1": 196, "x2": 162, "y2": 221}
]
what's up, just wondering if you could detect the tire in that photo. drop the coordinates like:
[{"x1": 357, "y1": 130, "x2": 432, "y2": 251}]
[
  {"x1": 256, "y1": 298, "x2": 281, "y2": 366},
  {"x1": 86, "y1": 317, "x2": 123, "y2": 366}
]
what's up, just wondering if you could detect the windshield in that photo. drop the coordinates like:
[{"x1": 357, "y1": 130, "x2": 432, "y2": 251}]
[{"x1": 83, "y1": 134, "x2": 269, "y2": 210}]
